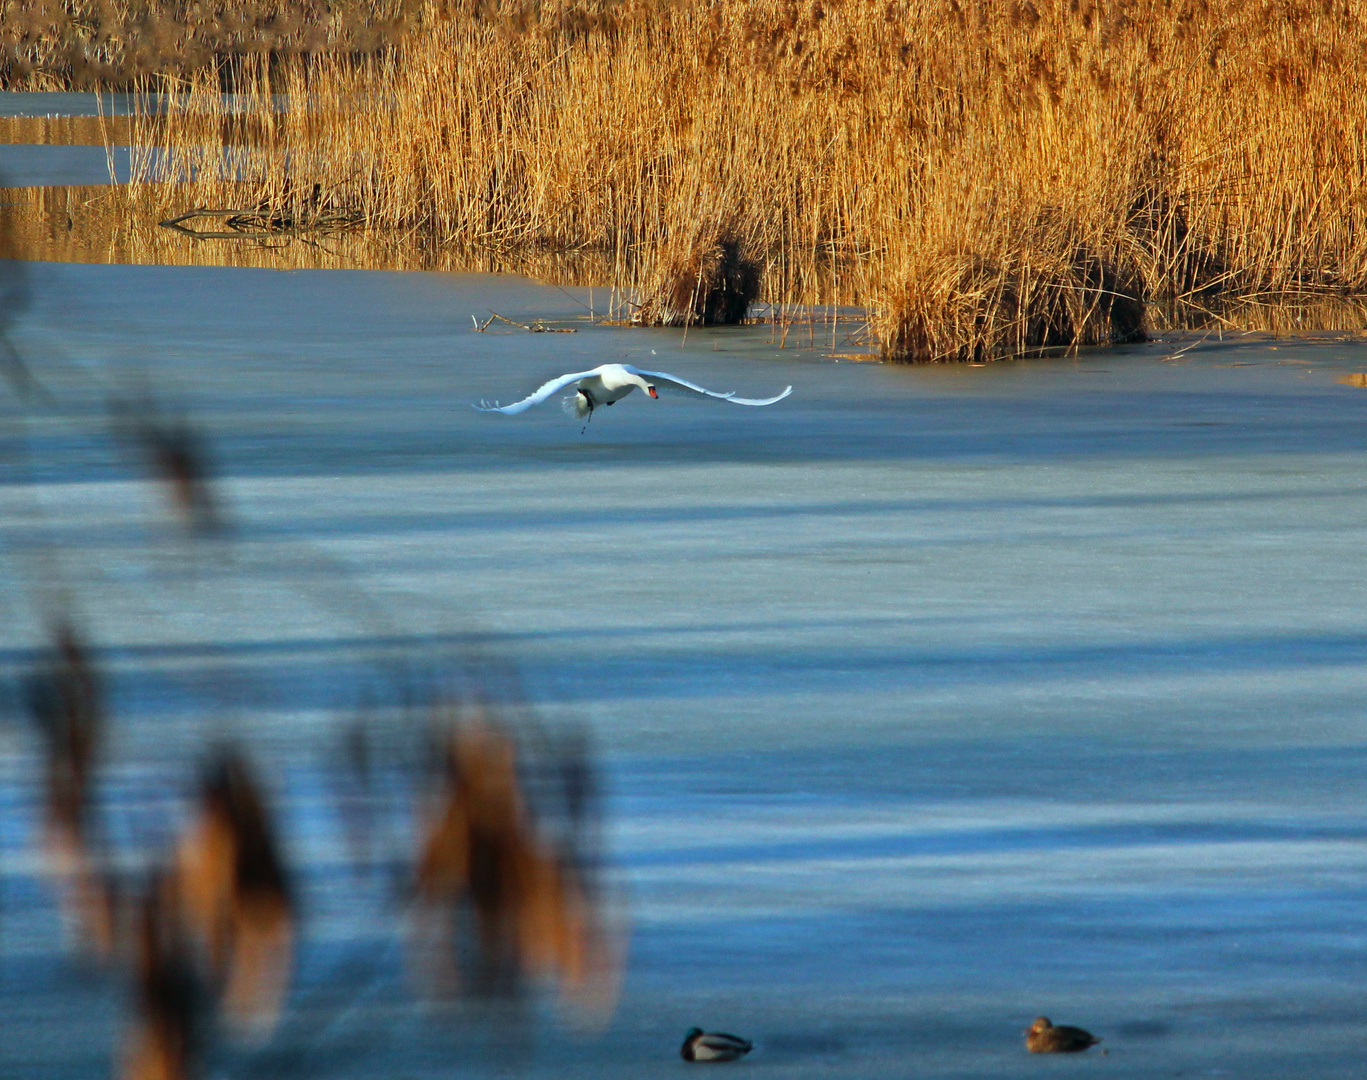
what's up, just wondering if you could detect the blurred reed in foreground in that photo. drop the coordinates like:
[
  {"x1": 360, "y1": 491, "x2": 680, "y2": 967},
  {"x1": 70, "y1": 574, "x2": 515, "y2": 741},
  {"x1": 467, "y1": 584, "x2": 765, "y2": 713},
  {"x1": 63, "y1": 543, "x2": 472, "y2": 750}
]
[
  {"x1": 124, "y1": 749, "x2": 294, "y2": 1080},
  {"x1": 410, "y1": 707, "x2": 619, "y2": 1019},
  {"x1": 0, "y1": 186, "x2": 620, "y2": 1075}
]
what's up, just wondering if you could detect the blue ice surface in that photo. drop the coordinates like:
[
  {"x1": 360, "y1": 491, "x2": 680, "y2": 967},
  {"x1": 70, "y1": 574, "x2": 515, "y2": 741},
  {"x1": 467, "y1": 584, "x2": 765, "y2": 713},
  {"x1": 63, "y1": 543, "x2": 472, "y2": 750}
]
[
  {"x1": 1, "y1": 257, "x2": 1367, "y2": 1077},
  {"x1": 0, "y1": 87, "x2": 255, "y2": 188},
  {"x1": 0, "y1": 144, "x2": 208, "y2": 187},
  {"x1": 0, "y1": 91, "x2": 268, "y2": 118},
  {"x1": 0, "y1": 92, "x2": 143, "y2": 118},
  {"x1": 0, "y1": 143, "x2": 135, "y2": 186},
  {"x1": 0, "y1": 91, "x2": 140, "y2": 186}
]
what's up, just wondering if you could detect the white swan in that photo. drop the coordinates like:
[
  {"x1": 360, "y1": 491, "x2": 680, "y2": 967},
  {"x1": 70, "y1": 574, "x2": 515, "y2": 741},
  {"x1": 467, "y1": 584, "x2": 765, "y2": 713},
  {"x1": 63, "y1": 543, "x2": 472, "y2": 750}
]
[{"x1": 475, "y1": 363, "x2": 792, "y2": 420}]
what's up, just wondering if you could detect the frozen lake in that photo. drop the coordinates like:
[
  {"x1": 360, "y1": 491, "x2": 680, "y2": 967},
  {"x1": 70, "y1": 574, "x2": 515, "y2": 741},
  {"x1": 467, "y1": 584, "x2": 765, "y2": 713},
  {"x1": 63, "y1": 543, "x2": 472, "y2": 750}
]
[
  {"x1": 0, "y1": 91, "x2": 139, "y2": 185},
  {"x1": 4, "y1": 159, "x2": 1367, "y2": 1075}
]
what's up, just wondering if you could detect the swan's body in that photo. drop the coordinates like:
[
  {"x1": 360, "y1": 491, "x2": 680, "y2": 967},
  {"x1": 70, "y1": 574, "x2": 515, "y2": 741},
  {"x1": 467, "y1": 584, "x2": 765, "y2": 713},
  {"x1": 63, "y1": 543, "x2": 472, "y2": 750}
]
[
  {"x1": 475, "y1": 363, "x2": 791, "y2": 420},
  {"x1": 681, "y1": 1028, "x2": 753, "y2": 1063}
]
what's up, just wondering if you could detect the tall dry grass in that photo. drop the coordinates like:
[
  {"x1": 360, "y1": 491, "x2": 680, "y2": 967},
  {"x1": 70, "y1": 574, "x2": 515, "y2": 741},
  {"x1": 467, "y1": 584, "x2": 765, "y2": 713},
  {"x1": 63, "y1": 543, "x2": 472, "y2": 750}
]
[
  {"x1": 113, "y1": 0, "x2": 1367, "y2": 358},
  {"x1": 0, "y1": 182, "x2": 627, "y2": 285}
]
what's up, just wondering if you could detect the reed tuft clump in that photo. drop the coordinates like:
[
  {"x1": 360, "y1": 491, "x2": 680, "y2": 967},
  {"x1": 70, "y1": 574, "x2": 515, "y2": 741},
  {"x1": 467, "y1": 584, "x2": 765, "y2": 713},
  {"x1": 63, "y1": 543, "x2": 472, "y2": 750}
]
[
  {"x1": 634, "y1": 237, "x2": 763, "y2": 327},
  {"x1": 882, "y1": 246, "x2": 1147, "y2": 363},
  {"x1": 82, "y1": 0, "x2": 1367, "y2": 358}
]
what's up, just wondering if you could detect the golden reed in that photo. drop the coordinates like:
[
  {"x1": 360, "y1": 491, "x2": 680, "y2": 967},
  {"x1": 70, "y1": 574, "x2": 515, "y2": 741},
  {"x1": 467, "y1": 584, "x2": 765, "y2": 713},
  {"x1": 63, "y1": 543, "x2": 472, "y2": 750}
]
[{"x1": 11, "y1": 0, "x2": 1367, "y2": 359}]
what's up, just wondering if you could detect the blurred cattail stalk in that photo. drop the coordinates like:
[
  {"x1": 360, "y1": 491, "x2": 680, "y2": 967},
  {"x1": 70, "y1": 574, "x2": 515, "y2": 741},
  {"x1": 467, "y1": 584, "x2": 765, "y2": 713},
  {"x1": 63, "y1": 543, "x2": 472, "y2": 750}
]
[
  {"x1": 108, "y1": 0, "x2": 1367, "y2": 358},
  {"x1": 411, "y1": 710, "x2": 620, "y2": 1016}
]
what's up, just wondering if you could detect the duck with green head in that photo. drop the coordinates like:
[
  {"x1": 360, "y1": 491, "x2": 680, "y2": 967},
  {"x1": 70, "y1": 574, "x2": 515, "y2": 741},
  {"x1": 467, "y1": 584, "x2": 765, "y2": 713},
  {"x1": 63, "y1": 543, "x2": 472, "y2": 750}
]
[{"x1": 681, "y1": 1027, "x2": 754, "y2": 1062}]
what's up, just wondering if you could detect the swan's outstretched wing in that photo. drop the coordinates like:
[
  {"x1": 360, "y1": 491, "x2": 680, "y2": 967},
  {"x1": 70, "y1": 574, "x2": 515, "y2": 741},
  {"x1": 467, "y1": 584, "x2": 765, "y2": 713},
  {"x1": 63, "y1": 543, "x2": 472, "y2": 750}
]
[
  {"x1": 630, "y1": 367, "x2": 793, "y2": 406},
  {"x1": 474, "y1": 367, "x2": 605, "y2": 414}
]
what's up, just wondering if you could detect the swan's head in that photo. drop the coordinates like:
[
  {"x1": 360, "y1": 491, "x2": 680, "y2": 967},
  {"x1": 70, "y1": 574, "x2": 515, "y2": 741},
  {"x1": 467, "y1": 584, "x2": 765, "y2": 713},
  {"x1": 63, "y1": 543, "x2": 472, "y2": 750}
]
[{"x1": 624, "y1": 371, "x2": 658, "y2": 399}]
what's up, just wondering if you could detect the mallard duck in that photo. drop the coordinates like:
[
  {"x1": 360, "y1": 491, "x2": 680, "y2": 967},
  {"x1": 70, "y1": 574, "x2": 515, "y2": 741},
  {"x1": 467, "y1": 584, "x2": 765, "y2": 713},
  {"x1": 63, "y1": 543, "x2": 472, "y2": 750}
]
[
  {"x1": 1025, "y1": 1016, "x2": 1102, "y2": 1053},
  {"x1": 681, "y1": 1027, "x2": 754, "y2": 1062},
  {"x1": 475, "y1": 363, "x2": 792, "y2": 420}
]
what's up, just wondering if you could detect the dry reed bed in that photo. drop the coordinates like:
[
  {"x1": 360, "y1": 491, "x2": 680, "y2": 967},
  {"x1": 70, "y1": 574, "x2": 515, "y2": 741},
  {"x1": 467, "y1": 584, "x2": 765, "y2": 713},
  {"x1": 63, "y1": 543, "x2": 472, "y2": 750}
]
[
  {"x1": 0, "y1": 114, "x2": 331, "y2": 147},
  {"x1": 3, "y1": 182, "x2": 1360, "y2": 341},
  {"x1": 0, "y1": 182, "x2": 630, "y2": 282},
  {"x1": 0, "y1": 0, "x2": 410, "y2": 88},
  {"x1": 0, "y1": 116, "x2": 140, "y2": 145},
  {"x1": 112, "y1": 0, "x2": 1367, "y2": 358}
]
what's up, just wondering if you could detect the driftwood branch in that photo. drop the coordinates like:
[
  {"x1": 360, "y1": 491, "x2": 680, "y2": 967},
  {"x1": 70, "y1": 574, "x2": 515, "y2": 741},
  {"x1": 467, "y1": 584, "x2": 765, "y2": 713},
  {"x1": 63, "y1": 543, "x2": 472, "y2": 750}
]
[
  {"x1": 472, "y1": 309, "x2": 577, "y2": 334},
  {"x1": 159, "y1": 206, "x2": 363, "y2": 241}
]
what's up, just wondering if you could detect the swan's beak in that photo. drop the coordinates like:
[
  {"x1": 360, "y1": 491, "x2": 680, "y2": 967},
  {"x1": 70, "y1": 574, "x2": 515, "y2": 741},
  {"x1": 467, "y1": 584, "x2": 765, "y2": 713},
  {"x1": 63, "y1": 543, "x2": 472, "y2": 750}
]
[{"x1": 647, "y1": 386, "x2": 658, "y2": 398}]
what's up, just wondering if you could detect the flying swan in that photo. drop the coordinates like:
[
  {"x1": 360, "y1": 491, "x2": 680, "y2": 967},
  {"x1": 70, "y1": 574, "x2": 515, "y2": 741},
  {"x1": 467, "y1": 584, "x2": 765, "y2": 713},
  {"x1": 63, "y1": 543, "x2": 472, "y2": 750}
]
[{"x1": 475, "y1": 363, "x2": 792, "y2": 420}]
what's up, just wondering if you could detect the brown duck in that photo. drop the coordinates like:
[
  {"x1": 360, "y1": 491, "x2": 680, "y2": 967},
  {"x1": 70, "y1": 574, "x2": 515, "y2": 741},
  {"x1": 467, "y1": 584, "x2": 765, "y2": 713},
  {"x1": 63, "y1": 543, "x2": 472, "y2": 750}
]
[{"x1": 1026, "y1": 1016, "x2": 1102, "y2": 1053}]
